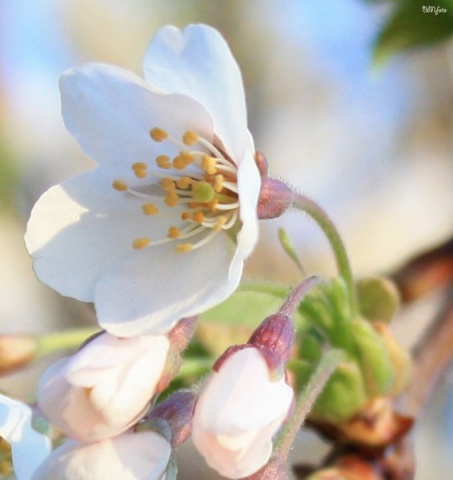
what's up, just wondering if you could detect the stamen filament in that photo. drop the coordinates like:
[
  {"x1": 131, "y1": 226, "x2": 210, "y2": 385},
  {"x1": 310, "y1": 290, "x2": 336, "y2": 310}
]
[
  {"x1": 221, "y1": 182, "x2": 239, "y2": 193},
  {"x1": 187, "y1": 229, "x2": 220, "y2": 250},
  {"x1": 127, "y1": 189, "x2": 162, "y2": 201},
  {"x1": 149, "y1": 169, "x2": 204, "y2": 183},
  {"x1": 215, "y1": 164, "x2": 237, "y2": 174},
  {"x1": 197, "y1": 137, "x2": 228, "y2": 164},
  {"x1": 221, "y1": 210, "x2": 239, "y2": 229},
  {"x1": 213, "y1": 201, "x2": 240, "y2": 210}
]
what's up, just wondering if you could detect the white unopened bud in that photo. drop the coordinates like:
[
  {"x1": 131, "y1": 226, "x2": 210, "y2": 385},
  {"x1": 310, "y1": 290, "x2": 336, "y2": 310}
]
[
  {"x1": 31, "y1": 430, "x2": 171, "y2": 480},
  {"x1": 192, "y1": 347, "x2": 293, "y2": 479},
  {"x1": 38, "y1": 332, "x2": 170, "y2": 442}
]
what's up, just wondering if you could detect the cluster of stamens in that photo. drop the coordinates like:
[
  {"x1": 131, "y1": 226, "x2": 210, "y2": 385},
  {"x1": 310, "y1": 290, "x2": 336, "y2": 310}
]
[{"x1": 112, "y1": 128, "x2": 240, "y2": 253}]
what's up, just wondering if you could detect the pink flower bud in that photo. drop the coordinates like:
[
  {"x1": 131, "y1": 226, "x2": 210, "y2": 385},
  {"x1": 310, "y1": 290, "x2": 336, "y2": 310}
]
[
  {"x1": 147, "y1": 390, "x2": 197, "y2": 448},
  {"x1": 257, "y1": 177, "x2": 294, "y2": 219},
  {"x1": 249, "y1": 313, "x2": 295, "y2": 364},
  {"x1": 38, "y1": 332, "x2": 170, "y2": 443},
  {"x1": 32, "y1": 430, "x2": 171, "y2": 480},
  {"x1": 192, "y1": 347, "x2": 294, "y2": 479}
]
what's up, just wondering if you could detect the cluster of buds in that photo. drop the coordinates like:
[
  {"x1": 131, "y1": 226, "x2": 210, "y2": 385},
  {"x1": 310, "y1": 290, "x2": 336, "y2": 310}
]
[
  {"x1": 0, "y1": 318, "x2": 196, "y2": 479},
  {"x1": 0, "y1": 278, "x2": 317, "y2": 479},
  {"x1": 295, "y1": 276, "x2": 413, "y2": 452}
]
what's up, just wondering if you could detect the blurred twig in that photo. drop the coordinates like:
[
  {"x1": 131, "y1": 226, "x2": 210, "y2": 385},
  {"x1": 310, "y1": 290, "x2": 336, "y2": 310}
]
[
  {"x1": 392, "y1": 236, "x2": 453, "y2": 415},
  {"x1": 391, "y1": 238, "x2": 453, "y2": 303}
]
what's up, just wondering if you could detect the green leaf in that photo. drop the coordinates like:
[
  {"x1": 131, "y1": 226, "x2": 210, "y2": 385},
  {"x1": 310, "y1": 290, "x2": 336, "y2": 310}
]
[
  {"x1": 278, "y1": 227, "x2": 305, "y2": 273},
  {"x1": 373, "y1": 0, "x2": 453, "y2": 67}
]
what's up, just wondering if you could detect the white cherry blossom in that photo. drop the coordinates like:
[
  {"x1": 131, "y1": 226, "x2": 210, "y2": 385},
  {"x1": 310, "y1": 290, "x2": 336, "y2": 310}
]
[{"x1": 25, "y1": 24, "x2": 261, "y2": 337}]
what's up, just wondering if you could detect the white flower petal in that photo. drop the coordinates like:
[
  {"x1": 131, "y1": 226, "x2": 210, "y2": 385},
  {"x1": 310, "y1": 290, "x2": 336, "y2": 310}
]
[
  {"x1": 25, "y1": 169, "x2": 181, "y2": 302},
  {"x1": 38, "y1": 358, "x2": 145, "y2": 442},
  {"x1": 60, "y1": 62, "x2": 214, "y2": 172},
  {"x1": 32, "y1": 431, "x2": 171, "y2": 480},
  {"x1": 0, "y1": 394, "x2": 51, "y2": 480},
  {"x1": 235, "y1": 146, "x2": 261, "y2": 260},
  {"x1": 200, "y1": 349, "x2": 292, "y2": 431},
  {"x1": 65, "y1": 334, "x2": 169, "y2": 416},
  {"x1": 143, "y1": 24, "x2": 249, "y2": 160},
  {"x1": 97, "y1": 231, "x2": 241, "y2": 337}
]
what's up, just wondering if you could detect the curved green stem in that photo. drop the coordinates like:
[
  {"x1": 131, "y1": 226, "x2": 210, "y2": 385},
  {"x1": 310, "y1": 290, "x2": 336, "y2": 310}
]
[
  {"x1": 273, "y1": 349, "x2": 344, "y2": 460},
  {"x1": 291, "y1": 192, "x2": 357, "y2": 316}
]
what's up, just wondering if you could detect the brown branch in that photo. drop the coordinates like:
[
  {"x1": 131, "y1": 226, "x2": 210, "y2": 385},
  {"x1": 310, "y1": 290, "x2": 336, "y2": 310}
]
[
  {"x1": 404, "y1": 287, "x2": 453, "y2": 416},
  {"x1": 391, "y1": 236, "x2": 453, "y2": 415}
]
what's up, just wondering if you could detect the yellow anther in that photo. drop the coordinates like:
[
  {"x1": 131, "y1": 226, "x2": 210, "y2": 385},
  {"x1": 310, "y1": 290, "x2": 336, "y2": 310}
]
[
  {"x1": 173, "y1": 152, "x2": 195, "y2": 170},
  {"x1": 182, "y1": 130, "x2": 199, "y2": 146},
  {"x1": 150, "y1": 128, "x2": 168, "y2": 142},
  {"x1": 214, "y1": 174, "x2": 224, "y2": 193},
  {"x1": 213, "y1": 216, "x2": 227, "y2": 232},
  {"x1": 193, "y1": 211, "x2": 205, "y2": 224},
  {"x1": 112, "y1": 180, "x2": 128, "y2": 191},
  {"x1": 201, "y1": 155, "x2": 217, "y2": 175},
  {"x1": 172, "y1": 155, "x2": 187, "y2": 170},
  {"x1": 181, "y1": 151, "x2": 196, "y2": 164},
  {"x1": 132, "y1": 162, "x2": 147, "y2": 170},
  {"x1": 161, "y1": 178, "x2": 176, "y2": 192},
  {"x1": 156, "y1": 155, "x2": 171, "y2": 169},
  {"x1": 181, "y1": 211, "x2": 192, "y2": 221},
  {"x1": 176, "y1": 243, "x2": 193, "y2": 253},
  {"x1": 168, "y1": 226, "x2": 182, "y2": 239},
  {"x1": 133, "y1": 168, "x2": 147, "y2": 179},
  {"x1": 176, "y1": 176, "x2": 193, "y2": 189},
  {"x1": 208, "y1": 199, "x2": 219, "y2": 211},
  {"x1": 142, "y1": 203, "x2": 159, "y2": 215},
  {"x1": 189, "y1": 201, "x2": 198, "y2": 209},
  {"x1": 165, "y1": 192, "x2": 180, "y2": 207},
  {"x1": 132, "y1": 237, "x2": 151, "y2": 249}
]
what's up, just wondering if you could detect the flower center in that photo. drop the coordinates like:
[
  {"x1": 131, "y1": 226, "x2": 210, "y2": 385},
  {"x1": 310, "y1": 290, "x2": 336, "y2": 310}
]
[{"x1": 112, "y1": 128, "x2": 240, "y2": 253}]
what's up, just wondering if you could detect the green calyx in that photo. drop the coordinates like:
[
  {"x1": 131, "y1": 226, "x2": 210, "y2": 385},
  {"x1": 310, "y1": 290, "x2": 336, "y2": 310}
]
[{"x1": 295, "y1": 277, "x2": 411, "y2": 424}]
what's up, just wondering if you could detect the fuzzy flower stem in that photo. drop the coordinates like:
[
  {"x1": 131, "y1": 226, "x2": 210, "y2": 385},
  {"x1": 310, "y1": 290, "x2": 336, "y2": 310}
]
[
  {"x1": 291, "y1": 192, "x2": 357, "y2": 316},
  {"x1": 273, "y1": 349, "x2": 343, "y2": 461},
  {"x1": 278, "y1": 276, "x2": 321, "y2": 317}
]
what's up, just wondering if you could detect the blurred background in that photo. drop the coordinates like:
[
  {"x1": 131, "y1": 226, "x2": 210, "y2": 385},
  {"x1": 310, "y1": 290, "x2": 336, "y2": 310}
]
[{"x1": 0, "y1": 0, "x2": 452, "y2": 478}]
